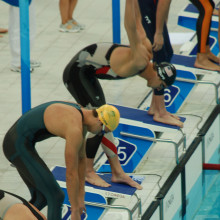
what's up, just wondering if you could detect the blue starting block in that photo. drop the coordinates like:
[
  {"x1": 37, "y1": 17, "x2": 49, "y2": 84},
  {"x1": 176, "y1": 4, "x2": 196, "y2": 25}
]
[
  {"x1": 178, "y1": 4, "x2": 219, "y2": 31},
  {"x1": 177, "y1": 3, "x2": 219, "y2": 56},
  {"x1": 52, "y1": 166, "x2": 144, "y2": 199},
  {"x1": 98, "y1": 123, "x2": 155, "y2": 173},
  {"x1": 172, "y1": 54, "x2": 219, "y2": 71},
  {"x1": 52, "y1": 166, "x2": 107, "y2": 219},
  {"x1": 98, "y1": 105, "x2": 186, "y2": 166},
  {"x1": 164, "y1": 69, "x2": 196, "y2": 113},
  {"x1": 171, "y1": 54, "x2": 196, "y2": 69},
  {"x1": 139, "y1": 54, "x2": 220, "y2": 111},
  {"x1": 1, "y1": 0, "x2": 32, "y2": 6},
  {"x1": 51, "y1": 166, "x2": 144, "y2": 219},
  {"x1": 62, "y1": 188, "x2": 106, "y2": 220},
  {"x1": 171, "y1": 54, "x2": 220, "y2": 105},
  {"x1": 113, "y1": 104, "x2": 186, "y2": 131},
  {"x1": 126, "y1": 68, "x2": 194, "y2": 114}
]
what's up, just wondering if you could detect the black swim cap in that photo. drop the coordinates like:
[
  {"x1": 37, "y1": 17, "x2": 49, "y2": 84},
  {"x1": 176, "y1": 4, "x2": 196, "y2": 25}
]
[{"x1": 156, "y1": 62, "x2": 176, "y2": 86}]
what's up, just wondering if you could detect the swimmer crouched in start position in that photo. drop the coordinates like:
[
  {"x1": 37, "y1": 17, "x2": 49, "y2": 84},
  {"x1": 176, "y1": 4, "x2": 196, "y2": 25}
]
[
  {"x1": 63, "y1": 0, "x2": 182, "y2": 188},
  {"x1": 3, "y1": 101, "x2": 141, "y2": 220}
]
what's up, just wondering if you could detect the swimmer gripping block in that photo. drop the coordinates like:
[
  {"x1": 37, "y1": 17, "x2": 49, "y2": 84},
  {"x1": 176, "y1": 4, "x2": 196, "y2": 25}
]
[
  {"x1": 61, "y1": 188, "x2": 106, "y2": 220},
  {"x1": 52, "y1": 166, "x2": 107, "y2": 220},
  {"x1": 98, "y1": 123, "x2": 155, "y2": 173},
  {"x1": 1, "y1": 0, "x2": 32, "y2": 6},
  {"x1": 52, "y1": 166, "x2": 144, "y2": 219}
]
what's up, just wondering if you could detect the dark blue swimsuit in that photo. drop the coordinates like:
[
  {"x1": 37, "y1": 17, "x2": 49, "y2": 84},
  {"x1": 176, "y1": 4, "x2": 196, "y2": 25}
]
[{"x1": 3, "y1": 101, "x2": 82, "y2": 220}]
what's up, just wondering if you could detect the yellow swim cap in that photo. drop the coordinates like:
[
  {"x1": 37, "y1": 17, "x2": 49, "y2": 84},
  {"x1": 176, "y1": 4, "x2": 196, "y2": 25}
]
[{"x1": 96, "y1": 104, "x2": 120, "y2": 131}]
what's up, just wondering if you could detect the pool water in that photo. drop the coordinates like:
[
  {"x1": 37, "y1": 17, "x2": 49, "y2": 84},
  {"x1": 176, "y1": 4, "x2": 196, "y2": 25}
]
[{"x1": 193, "y1": 171, "x2": 220, "y2": 219}]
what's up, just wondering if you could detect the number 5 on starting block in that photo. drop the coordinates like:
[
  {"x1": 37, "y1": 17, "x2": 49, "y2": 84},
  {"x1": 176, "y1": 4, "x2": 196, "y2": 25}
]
[{"x1": 98, "y1": 124, "x2": 154, "y2": 173}]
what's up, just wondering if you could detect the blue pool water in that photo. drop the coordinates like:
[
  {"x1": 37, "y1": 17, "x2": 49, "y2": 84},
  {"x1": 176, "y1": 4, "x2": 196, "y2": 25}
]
[{"x1": 193, "y1": 171, "x2": 220, "y2": 219}]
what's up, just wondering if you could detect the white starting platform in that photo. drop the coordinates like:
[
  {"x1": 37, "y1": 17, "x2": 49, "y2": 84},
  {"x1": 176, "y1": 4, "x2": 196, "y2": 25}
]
[
  {"x1": 171, "y1": 54, "x2": 220, "y2": 105},
  {"x1": 139, "y1": 54, "x2": 220, "y2": 126},
  {"x1": 96, "y1": 104, "x2": 186, "y2": 173},
  {"x1": 52, "y1": 166, "x2": 144, "y2": 220}
]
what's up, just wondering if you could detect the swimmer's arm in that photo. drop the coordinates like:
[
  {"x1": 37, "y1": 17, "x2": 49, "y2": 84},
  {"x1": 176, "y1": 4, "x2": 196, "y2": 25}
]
[
  {"x1": 124, "y1": 0, "x2": 142, "y2": 50},
  {"x1": 65, "y1": 129, "x2": 83, "y2": 214},
  {"x1": 155, "y1": 0, "x2": 171, "y2": 34},
  {"x1": 78, "y1": 140, "x2": 86, "y2": 214}
]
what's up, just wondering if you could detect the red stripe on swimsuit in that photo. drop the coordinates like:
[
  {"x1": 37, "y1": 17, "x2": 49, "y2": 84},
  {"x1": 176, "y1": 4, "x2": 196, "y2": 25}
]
[
  {"x1": 101, "y1": 136, "x2": 118, "y2": 155},
  {"x1": 95, "y1": 66, "x2": 110, "y2": 74}
]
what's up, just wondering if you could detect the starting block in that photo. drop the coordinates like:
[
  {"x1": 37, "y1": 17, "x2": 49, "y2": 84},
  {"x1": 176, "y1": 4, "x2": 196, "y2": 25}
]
[
  {"x1": 51, "y1": 166, "x2": 144, "y2": 220},
  {"x1": 140, "y1": 55, "x2": 220, "y2": 114},
  {"x1": 177, "y1": 3, "x2": 219, "y2": 56},
  {"x1": 113, "y1": 104, "x2": 186, "y2": 131},
  {"x1": 62, "y1": 190, "x2": 106, "y2": 220},
  {"x1": 1, "y1": 0, "x2": 32, "y2": 6},
  {"x1": 178, "y1": 3, "x2": 219, "y2": 32},
  {"x1": 171, "y1": 54, "x2": 220, "y2": 105},
  {"x1": 97, "y1": 123, "x2": 155, "y2": 173},
  {"x1": 96, "y1": 105, "x2": 186, "y2": 166}
]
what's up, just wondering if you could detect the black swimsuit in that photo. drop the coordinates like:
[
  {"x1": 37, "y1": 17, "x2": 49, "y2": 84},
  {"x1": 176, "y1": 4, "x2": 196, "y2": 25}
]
[{"x1": 63, "y1": 42, "x2": 146, "y2": 107}]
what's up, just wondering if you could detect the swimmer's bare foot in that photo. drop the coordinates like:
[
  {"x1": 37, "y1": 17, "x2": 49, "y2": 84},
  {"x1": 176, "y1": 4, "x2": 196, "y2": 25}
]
[
  {"x1": 86, "y1": 170, "x2": 111, "y2": 187},
  {"x1": 148, "y1": 95, "x2": 182, "y2": 127},
  {"x1": 86, "y1": 158, "x2": 111, "y2": 187},
  {"x1": 153, "y1": 112, "x2": 183, "y2": 128},
  {"x1": 107, "y1": 156, "x2": 142, "y2": 189},
  {"x1": 112, "y1": 173, "x2": 143, "y2": 190},
  {"x1": 195, "y1": 53, "x2": 220, "y2": 71},
  {"x1": 206, "y1": 51, "x2": 220, "y2": 64},
  {"x1": 147, "y1": 106, "x2": 155, "y2": 116},
  {"x1": 148, "y1": 106, "x2": 181, "y2": 119}
]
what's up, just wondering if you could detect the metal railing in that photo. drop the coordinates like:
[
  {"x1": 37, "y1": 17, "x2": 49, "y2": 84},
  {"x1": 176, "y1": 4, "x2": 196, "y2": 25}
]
[
  {"x1": 120, "y1": 131, "x2": 186, "y2": 164},
  {"x1": 85, "y1": 193, "x2": 142, "y2": 220}
]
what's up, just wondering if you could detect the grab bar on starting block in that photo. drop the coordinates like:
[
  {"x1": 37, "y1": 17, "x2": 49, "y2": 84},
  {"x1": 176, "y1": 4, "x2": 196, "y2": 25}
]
[
  {"x1": 210, "y1": 27, "x2": 218, "y2": 32},
  {"x1": 85, "y1": 193, "x2": 142, "y2": 220},
  {"x1": 120, "y1": 131, "x2": 186, "y2": 164},
  {"x1": 176, "y1": 77, "x2": 220, "y2": 104}
]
